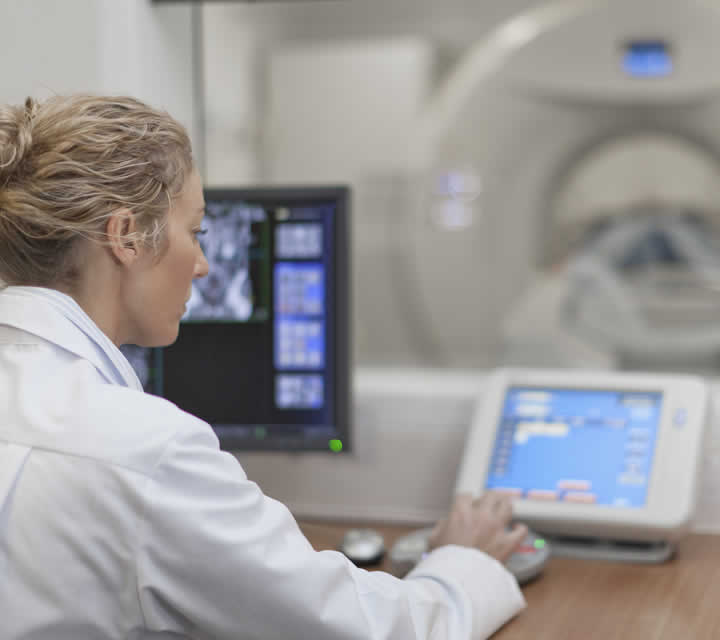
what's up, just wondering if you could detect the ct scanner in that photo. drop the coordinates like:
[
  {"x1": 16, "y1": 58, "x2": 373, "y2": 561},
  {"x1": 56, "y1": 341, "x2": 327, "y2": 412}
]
[{"x1": 401, "y1": 0, "x2": 720, "y2": 373}]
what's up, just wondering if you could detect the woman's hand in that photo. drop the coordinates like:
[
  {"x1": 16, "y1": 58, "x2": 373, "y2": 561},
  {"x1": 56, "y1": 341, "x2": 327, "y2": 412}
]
[{"x1": 428, "y1": 493, "x2": 528, "y2": 563}]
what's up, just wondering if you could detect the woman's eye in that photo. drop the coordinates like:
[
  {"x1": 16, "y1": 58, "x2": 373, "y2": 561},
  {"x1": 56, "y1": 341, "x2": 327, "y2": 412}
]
[{"x1": 194, "y1": 228, "x2": 208, "y2": 240}]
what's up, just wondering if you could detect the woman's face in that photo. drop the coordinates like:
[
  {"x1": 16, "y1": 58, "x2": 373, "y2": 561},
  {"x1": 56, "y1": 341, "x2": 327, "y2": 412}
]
[{"x1": 125, "y1": 169, "x2": 209, "y2": 347}]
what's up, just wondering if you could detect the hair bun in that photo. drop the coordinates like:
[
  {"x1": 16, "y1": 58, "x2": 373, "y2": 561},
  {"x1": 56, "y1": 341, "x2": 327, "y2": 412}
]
[{"x1": 0, "y1": 97, "x2": 36, "y2": 184}]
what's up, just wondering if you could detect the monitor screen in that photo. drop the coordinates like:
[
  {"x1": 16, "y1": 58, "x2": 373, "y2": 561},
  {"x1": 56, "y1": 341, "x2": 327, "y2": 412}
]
[
  {"x1": 485, "y1": 387, "x2": 662, "y2": 507},
  {"x1": 120, "y1": 186, "x2": 351, "y2": 452}
]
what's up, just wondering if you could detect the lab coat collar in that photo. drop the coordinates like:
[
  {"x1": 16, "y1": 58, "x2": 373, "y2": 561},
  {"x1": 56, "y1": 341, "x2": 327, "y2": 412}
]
[{"x1": 0, "y1": 286, "x2": 142, "y2": 390}]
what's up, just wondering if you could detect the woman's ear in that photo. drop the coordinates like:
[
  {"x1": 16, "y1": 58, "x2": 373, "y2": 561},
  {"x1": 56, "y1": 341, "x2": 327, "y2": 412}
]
[{"x1": 106, "y1": 208, "x2": 140, "y2": 265}]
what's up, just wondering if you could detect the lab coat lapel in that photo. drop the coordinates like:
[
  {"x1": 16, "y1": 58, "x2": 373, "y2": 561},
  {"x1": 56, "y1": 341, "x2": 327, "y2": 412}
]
[{"x1": 0, "y1": 287, "x2": 142, "y2": 391}]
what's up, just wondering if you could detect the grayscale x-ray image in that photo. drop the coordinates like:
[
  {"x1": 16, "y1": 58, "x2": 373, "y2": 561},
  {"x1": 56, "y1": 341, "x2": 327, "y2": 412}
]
[{"x1": 184, "y1": 203, "x2": 262, "y2": 322}]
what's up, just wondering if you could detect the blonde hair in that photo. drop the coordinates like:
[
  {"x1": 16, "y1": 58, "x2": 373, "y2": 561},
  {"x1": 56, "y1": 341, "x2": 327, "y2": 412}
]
[{"x1": 0, "y1": 94, "x2": 193, "y2": 287}]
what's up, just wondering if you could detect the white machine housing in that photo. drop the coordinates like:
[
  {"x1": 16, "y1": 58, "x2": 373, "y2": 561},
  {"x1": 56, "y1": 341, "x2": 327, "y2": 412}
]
[
  {"x1": 394, "y1": 0, "x2": 720, "y2": 371},
  {"x1": 455, "y1": 368, "x2": 708, "y2": 543}
]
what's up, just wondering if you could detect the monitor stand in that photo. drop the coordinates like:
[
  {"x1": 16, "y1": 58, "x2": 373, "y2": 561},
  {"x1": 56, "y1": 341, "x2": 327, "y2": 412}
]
[{"x1": 540, "y1": 534, "x2": 675, "y2": 563}]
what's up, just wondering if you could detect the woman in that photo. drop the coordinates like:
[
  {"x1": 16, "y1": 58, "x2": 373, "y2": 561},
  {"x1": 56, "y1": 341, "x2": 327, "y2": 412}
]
[{"x1": 0, "y1": 95, "x2": 526, "y2": 639}]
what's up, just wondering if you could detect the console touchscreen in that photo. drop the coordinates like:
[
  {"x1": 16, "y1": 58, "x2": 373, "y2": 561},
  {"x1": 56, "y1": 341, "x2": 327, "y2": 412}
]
[{"x1": 485, "y1": 387, "x2": 662, "y2": 508}]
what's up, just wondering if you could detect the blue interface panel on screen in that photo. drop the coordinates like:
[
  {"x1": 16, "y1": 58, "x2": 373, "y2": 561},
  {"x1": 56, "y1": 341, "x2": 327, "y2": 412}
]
[
  {"x1": 485, "y1": 387, "x2": 661, "y2": 508},
  {"x1": 119, "y1": 186, "x2": 351, "y2": 453},
  {"x1": 455, "y1": 369, "x2": 708, "y2": 545}
]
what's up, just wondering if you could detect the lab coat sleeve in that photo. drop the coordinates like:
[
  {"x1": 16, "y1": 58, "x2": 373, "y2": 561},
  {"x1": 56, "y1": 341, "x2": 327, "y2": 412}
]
[{"x1": 135, "y1": 419, "x2": 526, "y2": 640}]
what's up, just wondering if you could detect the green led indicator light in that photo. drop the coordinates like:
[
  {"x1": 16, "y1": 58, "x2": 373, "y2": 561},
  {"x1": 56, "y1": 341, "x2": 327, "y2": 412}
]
[
  {"x1": 534, "y1": 539, "x2": 546, "y2": 550},
  {"x1": 254, "y1": 426, "x2": 267, "y2": 439},
  {"x1": 329, "y1": 439, "x2": 343, "y2": 453}
]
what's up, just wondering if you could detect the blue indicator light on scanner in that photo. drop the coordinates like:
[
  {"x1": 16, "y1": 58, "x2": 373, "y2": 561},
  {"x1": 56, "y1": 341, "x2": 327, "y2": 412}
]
[
  {"x1": 624, "y1": 41, "x2": 672, "y2": 77},
  {"x1": 673, "y1": 408, "x2": 687, "y2": 428}
]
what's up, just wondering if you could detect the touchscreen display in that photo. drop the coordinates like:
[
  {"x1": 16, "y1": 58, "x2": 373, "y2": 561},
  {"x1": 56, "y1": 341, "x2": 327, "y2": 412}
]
[{"x1": 485, "y1": 387, "x2": 662, "y2": 507}]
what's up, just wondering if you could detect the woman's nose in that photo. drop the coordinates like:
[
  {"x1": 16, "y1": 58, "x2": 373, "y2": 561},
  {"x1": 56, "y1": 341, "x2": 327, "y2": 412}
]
[{"x1": 195, "y1": 250, "x2": 210, "y2": 278}]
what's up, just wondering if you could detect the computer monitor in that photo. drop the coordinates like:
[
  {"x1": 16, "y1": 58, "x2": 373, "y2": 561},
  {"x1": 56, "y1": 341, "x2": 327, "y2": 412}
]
[{"x1": 120, "y1": 186, "x2": 351, "y2": 453}]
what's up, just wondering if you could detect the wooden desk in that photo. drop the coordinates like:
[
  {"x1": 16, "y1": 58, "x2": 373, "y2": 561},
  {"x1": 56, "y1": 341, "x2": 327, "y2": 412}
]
[{"x1": 298, "y1": 520, "x2": 720, "y2": 639}]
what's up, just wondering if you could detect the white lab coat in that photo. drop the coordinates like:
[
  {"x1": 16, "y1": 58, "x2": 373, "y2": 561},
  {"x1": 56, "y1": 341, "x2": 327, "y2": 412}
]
[{"x1": 0, "y1": 286, "x2": 525, "y2": 639}]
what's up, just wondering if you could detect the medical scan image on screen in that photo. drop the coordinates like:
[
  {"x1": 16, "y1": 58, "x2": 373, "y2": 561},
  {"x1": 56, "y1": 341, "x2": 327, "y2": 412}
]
[
  {"x1": 184, "y1": 201, "x2": 270, "y2": 323},
  {"x1": 485, "y1": 387, "x2": 662, "y2": 507}
]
